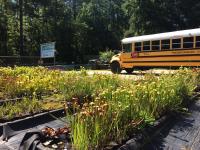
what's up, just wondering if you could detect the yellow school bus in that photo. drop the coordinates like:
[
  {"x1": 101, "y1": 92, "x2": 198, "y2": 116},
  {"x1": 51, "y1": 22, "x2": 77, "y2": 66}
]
[{"x1": 110, "y1": 28, "x2": 200, "y2": 73}]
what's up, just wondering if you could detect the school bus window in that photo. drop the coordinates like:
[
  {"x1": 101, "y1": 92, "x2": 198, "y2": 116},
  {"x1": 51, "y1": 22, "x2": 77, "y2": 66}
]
[
  {"x1": 143, "y1": 41, "x2": 150, "y2": 51},
  {"x1": 183, "y1": 37, "x2": 193, "y2": 49},
  {"x1": 161, "y1": 40, "x2": 170, "y2": 50},
  {"x1": 152, "y1": 41, "x2": 160, "y2": 50},
  {"x1": 135, "y1": 42, "x2": 141, "y2": 52},
  {"x1": 172, "y1": 39, "x2": 181, "y2": 49},
  {"x1": 196, "y1": 36, "x2": 200, "y2": 48},
  {"x1": 123, "y1": 43, "x2": 132, "y2": 52}
]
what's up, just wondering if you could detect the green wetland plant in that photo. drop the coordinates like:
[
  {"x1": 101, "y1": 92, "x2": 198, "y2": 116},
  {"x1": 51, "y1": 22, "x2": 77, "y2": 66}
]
[
  {"x1": 69, "y1": 69, "x2": 199, "y2": 149},
  {"x1": 0, "y1": 97, "x2": 42, "y2": 120},
  {"x1": 0, "y1": 66, "x2": 199, "y2": 149}
]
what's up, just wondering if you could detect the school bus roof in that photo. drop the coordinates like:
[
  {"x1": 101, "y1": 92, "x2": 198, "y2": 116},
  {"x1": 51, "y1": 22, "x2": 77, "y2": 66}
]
[{"x1": 122, "y1": 28, "x2": 200, "y2": 44}]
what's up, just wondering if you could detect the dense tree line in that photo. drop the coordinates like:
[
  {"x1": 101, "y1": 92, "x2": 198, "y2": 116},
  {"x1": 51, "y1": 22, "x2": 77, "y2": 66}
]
[{"x1": 0, "y1": 0, "x2": 200, "y2": 63}]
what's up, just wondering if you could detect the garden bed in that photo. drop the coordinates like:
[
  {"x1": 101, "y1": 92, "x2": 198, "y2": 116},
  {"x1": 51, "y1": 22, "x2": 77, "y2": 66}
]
[
  {"x1": 0, "y1": 96, "x2": 64, "y2": 123},
  {"x1": 0, "y1": 66, "x2": 200, "y2": 149}
]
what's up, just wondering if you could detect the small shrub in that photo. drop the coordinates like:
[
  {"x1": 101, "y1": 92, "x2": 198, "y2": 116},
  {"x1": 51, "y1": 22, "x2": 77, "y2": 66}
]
[{"x1": 99, "y1": 50, "x2": 115, "y2": 64}]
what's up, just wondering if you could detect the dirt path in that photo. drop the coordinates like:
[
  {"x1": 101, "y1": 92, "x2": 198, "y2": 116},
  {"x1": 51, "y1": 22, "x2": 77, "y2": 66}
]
[
  {"x1": 87, "y1": 69, "x2": 177, "y2": 81},
  {"x1": 144, "y1": 100, "x2": 200, "y2": 150},
  {"x1": 87, "y1": 69, "x2": 176, "y2": 75}
]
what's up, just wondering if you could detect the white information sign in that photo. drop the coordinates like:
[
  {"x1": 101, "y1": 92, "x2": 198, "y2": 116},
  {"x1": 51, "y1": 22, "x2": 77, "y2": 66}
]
[{"x1": 40, "y1": 42, "x2": 55, "y2": 58}]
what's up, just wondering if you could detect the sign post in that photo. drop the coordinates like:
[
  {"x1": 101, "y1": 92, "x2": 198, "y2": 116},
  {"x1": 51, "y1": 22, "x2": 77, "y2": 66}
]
[{"x1": 40, "y1": 42, "x2": 56, "y2": 66}]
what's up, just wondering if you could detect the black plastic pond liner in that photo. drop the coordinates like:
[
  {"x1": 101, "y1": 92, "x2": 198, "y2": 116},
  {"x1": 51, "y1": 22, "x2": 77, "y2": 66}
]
[
  {"x1": 0, "y1": 108, "x2": 65, "y2": 137},
  {"x1": 2, "y1": 125, "x2": 69, "y2": 150},
  {"x1": 18, "y1": 130, "x2": 45, "y2": 150},
  {"x1": 0, "y1": 109, "x2": 68, "y2": 150},
  {"x1": 1, "y1": 123, "x2": 21, "y2": 141},
  {"x1": 117, "y1": 114, "x2": 176, "y2": 150},
  {"x1": 18, "y1": 129, "x2": 70, "y2": 150}
]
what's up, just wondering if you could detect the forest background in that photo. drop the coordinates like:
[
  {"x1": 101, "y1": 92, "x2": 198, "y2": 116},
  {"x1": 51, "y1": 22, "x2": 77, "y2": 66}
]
[{"x1": 0, "y1": 0, "x2": 200, "y2": 63}]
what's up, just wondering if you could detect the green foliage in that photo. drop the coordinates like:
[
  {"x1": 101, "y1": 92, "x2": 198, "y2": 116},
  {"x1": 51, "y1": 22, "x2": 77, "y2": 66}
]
[
  {"x1": 123, "y1": 0, "x2": 200, "y2": 36},
  {"x1": 0, "y1": 0, "x2": 125, "y2": 63},
  {"x1": 1, "y1": 0, "x2": 200, "y2": 63},
  {"x1": 99, "y1": 50, "x2": 115, "y2": 63}
]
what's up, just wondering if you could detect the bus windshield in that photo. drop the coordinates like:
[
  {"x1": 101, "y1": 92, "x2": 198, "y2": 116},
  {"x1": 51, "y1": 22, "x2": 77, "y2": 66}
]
[{"x1": 122, "y1": 43, "x2": 132, "y2": 52}]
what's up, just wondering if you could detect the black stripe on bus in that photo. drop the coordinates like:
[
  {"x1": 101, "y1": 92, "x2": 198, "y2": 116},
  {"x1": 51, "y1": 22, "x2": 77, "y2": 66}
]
[
  {"x1": 135, "y1": 47, "x2": 200, "y2": 53},
  {"x1": 122, "y1": 60, "x2": 200, "y2": 63},
  {"x1": 137, "y1": 54, "x2": 200, "y2": 58}
]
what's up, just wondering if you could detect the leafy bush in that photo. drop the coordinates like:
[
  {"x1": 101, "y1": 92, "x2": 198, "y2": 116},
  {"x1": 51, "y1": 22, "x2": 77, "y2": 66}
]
[{"x1": 99, "y1": 50, "x2": 115, "y2": 64}]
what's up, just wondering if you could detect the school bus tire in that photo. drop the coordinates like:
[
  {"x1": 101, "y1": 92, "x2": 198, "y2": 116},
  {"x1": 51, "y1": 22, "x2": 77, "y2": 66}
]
[
  {"x1": 110, "y1": 61, "x2": 121, "y2": 74},
  {"x1": 125, "y1": 68, "x2": 134, "y2": 74}
]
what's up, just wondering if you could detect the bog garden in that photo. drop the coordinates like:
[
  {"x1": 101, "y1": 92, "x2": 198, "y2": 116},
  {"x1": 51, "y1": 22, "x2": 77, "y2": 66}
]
[{"x1": 0, "y1": 67, "x2": 199, "y2": 149}]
